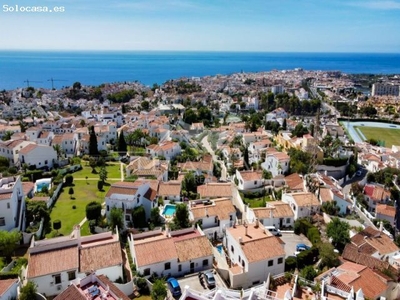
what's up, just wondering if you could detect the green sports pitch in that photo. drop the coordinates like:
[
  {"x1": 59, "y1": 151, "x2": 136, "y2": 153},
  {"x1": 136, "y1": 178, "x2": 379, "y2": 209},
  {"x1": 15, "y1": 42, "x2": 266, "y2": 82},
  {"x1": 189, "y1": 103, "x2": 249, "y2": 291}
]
[{"x1": 354, "y1": 126, "x2": 400, "y2": 148}]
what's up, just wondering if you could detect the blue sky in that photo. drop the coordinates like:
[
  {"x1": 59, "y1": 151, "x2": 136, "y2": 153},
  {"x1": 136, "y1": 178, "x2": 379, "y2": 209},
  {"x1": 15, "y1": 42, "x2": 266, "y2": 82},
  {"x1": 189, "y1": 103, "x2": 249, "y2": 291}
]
[{"x1": 1, "y1": 0, "x2": 400, "y2": 52}]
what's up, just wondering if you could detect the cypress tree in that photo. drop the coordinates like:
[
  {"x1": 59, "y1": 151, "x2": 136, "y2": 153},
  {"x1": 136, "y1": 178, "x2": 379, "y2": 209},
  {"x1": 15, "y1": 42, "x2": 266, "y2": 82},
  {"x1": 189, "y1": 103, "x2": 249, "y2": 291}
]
[
  {"x1": 117, "y1": 132, "x2": 127, "y2": 153},
  {"x1": 88, "y1": 126, "x2": 99, "y2": 156}
]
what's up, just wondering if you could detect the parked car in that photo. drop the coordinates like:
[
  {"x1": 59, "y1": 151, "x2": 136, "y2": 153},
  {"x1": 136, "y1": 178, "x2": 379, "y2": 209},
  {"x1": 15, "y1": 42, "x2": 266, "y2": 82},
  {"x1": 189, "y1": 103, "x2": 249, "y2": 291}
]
[
  {"x1": 203, "y1": 271, "x2": 216, "y2": 288},
  {"x1": 296, "y1": 243, "x2": 311, "y2": 251},
  {"x1": 167, "y1": 277, "x2": 182, "y2": 297},
  {"x1": 265, "y1": 226, "x2": 281, "y2": 236}
]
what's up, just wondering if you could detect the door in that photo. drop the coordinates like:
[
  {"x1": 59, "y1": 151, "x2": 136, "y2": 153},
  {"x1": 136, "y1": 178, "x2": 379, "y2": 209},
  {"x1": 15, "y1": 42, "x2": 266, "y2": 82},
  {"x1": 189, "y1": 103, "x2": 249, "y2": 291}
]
[
  {"x1": 279, "y1": 218, "x2": 283, "y2": 228},
  {"x1": 190, "y1": 262, "x2": 195, "y2": 273}
]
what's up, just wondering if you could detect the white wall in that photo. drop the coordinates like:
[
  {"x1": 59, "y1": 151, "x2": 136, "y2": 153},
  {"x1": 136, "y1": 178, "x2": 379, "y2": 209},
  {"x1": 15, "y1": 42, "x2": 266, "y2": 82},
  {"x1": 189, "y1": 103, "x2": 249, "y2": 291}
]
[{"x1": 20, "y1": 146, "x2": 57, "y2": 169}]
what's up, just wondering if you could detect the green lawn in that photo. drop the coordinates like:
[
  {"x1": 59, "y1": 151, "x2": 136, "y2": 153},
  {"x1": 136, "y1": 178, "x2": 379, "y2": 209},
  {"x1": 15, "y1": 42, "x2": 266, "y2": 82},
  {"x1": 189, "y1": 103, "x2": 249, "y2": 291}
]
[
  {"x1": 242, "y1": 196, "x2": 271, "y2": 208},
  {"x1": 76, "y1": 163, "x2": 121, "y2": 180},
  {"x1": 355, "y1": 126, "x2": 400, "y2": 148},
  {"x1": 47, "y1": 164, "x2": 121, "y2": 238}
]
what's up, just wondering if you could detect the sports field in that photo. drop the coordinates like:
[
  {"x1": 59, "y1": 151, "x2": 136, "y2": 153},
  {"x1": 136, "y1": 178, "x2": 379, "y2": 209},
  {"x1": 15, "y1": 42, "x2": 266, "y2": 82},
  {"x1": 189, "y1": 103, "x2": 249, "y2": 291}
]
[{"x1": 354, "y1": 126, "x2": 400, "y2": 147}]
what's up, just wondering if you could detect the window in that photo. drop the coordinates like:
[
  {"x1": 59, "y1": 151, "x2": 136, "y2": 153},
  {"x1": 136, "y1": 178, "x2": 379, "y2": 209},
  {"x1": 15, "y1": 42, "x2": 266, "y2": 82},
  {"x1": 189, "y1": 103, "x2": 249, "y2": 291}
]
[
  {"x1": 54, "y1": 274, "x2": 61, "y2": 284},
  {"x1": 68, "y1": 271, "x2": 76, "y2": 281},
  {"x1": 165, "y1": 262, "x2": 171, "y2": 270},
  {"x1": 144, "y1": 268, "x2": 151, "y2": 276},
  {"x1": 278, "y1": 258, "x2": 283, "y2": 264},
  {"x1": 268, "y1": 260, "x2": 273, "y2": 267},
  {"x1": 254, "y1": 181, "x2": 257, "y2": 185},
  {"x1": 202, "y1": 259, "x2": 209, "y2": 266},
  {"x1": 231, "y1": 246, "x2": 234, "y2": 253},
  {"x1": 7, "y1": 203, "x2": 10, "y2": 209},
  {"x1": 45, "y1": 160, "x2": 48, "y2": 165},
  {"x1": 107, "y1": 205, "x2": 109, "y2": 211},
  {"x1": 178, "y1": 265, "x2": 182, "y2": 272},
  {"x1": 125, "y1": 215, "x2": 130, "y2": 221},
  {"x1": 242, "y1": 261, "x2": 245, "y2": 268},
  {"x1": 238, "y1": 256, "x2": 241, "y2": 262},
  {"x1": 0, "y1": 218, "x2": 5, "y2": 226}
]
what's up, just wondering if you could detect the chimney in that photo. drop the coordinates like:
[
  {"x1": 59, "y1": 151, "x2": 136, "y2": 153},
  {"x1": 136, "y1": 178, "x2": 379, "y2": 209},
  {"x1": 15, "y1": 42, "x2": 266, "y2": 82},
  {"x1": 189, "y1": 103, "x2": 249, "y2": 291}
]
[
  {"x1": 255, "y1": 219, "x2": 259, "y2": 228},
  {"x1": 74, "y1": 225, "x2": 81, "y2": 246},
  {"x1": 205, "y1": 207, "x2": 208, "y2": 217},
  {"x1": 270, "y1": 209, "x2": 273, "y2": 219},
  {"x1": 239, "y1": 237, "x2": 243, "y2": 244},
  {"x1": 379, "y1": 221, "x2": 383, "y2": 235}
]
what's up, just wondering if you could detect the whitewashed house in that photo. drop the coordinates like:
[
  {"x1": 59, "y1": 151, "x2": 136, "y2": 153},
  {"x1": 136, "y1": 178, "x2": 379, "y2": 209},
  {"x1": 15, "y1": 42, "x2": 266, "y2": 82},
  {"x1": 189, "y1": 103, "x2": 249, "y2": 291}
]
[
  {"x1": 363, "y1": 183, "x2": 391, "y2": 212},
  {"x1": 105, "y1": 180, "x2": 158, "y2": 227},
  {"x1": 19, "y1": 144, "x2": 57, "y2": 169},
  {"x1": 235, "y1": 170, "x2": 264, "y2": 191},
  {"x1": 129, "y1": 227, "x2": 213, "y2": 278},
  {"x1": 222, "y1": 222, "x2": 285, "y2": 288},
  {"x1": 282, "y1": 192, "x2": 320, "y2": 219},
  {"x1": 261, "y1": 151, "x2": 290, "y2": 177},
  {"x1": 248, "y1": 201, "x2": 294, "y2": 229},
  {"x1": 0, "y1": 139, "x2": 35, "y2": 166},
  {"x1": 189, "y1": 198, "x2": 236, "y2": 240},
  {"x1": 24, "y1": 227, "x2": 124, "y2": 297},
  {"x1": 51, "y1": 133, "x2": 78, "y2": 157},
  {"x1": 0, "y1": 278, "x2": 19, "y2": 300},
  {"x1": 0, "y1": 176, "x2": 26, "y2": 232},
  {"x1": 146, "y1": 141, "x2": 181, "y2": 160},
  {"x1": 158, "y1": 181, "x2": 181, "y2": 202}
]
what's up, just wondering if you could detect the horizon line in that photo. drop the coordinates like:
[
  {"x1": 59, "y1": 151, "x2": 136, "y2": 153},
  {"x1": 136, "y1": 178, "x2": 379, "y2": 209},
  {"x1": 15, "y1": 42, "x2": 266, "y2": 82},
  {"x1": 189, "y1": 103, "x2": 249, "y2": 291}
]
[{"x1": 0, "y1": 49, "x2": 400, "y2": 55}]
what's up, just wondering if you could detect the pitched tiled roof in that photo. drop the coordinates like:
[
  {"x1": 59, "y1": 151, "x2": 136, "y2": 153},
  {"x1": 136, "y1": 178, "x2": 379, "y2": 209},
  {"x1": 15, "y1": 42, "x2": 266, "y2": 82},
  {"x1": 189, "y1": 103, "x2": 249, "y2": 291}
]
[
  {"x1": 27, "y1": 247, "x2": 79, "y2": 278},
  {"x1": 54, "y1": 284, "x2": 86, "y2": 300},
  {"x1": 158, "y1": 182, "x2": 181, "y2": 197},
  {"x1": 242, "y1": 236, "x2": 285, "y2": 262},
  {"x1": 239, "y1": 170, "x2": 263, "y2": 181},
  {"x1": 291, "y1": 192, "x2": 320, "y2": 207},
  {"x1": 79, "y1": 241, "x2": 123, "y2": 273},
  {"x1": 134, "y1": 238, "x2": 177, "y2": 267},
  {"x1": 342, "y1": 244, "x2": 396, "y2": 273},
  {"x1": 19, "y1": 144, "x2": 38, "y2": 154},
  {"x1": 0, "y1": 278, "x2": 18, "y2": 297},
  {"x1": 190, "y1": 198, "x2": 236, "y2": 220},
  {"x1": 175, "y1": 236, "x2": 213, "y2": 262},
  {"x1": 351, "y1": 226, "x2": 399, "y2": 255},
  {"x1": 253, "y1": 202, "x2": 294, "y2": 219},
  {"x1": 376, "y1": 204, "x2": 396, "y2": 218},
  {"x1": 106, "y1": 182, "x2": 138, "y2": 197},
  {"x1": 197, "y1": 183, "x2": 232, "y2": 198},
  {"x1": 284, "y1": 173, "x2": 304, "y2": 191},
  {"x1": 97, "y1": 274, "x2": 131, "y2": 300}
]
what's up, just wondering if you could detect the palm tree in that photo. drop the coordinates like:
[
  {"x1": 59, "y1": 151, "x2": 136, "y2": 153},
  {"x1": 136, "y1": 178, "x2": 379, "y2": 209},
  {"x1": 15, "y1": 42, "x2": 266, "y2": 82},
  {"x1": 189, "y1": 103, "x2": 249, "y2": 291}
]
[
  {"x1": 53, "y1": 144, "x2": 63, "y2": 160},
  {"x1": 1, "y1": 131, "x2": 13, "y2": 141}
]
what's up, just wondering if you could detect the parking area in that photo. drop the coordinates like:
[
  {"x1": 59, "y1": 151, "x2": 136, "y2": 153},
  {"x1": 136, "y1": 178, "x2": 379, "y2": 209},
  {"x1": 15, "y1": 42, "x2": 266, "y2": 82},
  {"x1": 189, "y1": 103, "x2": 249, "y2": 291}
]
[
  {"x1": 280, "y1": 232, "x2": 312, "y2": 257},
  {"x1": 177, "y1": 270, "x2": 226, "y2": 293}
]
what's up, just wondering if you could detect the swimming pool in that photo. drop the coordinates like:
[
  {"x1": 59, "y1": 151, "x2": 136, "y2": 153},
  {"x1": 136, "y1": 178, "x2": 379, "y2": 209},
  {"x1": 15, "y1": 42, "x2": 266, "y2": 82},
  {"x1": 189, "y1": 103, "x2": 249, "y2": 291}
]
[
  {"x1": 35, "y1": 178, "x2": 52, "y2": 193},
  {"x1": 162, "y1": 204, "x2": 176, "y2": 217},
  {"x1": 216, "y1": 245, "x2": 223, "y2": 254}
]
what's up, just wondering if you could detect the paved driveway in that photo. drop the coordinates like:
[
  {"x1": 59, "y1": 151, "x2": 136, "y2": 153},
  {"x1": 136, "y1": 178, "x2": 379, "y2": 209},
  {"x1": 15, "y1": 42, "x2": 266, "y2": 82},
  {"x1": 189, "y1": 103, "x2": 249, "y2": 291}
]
[
  {"x1": 279, "y1": 232, "x2": 312, "y2": 257},
  {"x1": 177, "y1": 270, "x2": 226, "y2": 293}
]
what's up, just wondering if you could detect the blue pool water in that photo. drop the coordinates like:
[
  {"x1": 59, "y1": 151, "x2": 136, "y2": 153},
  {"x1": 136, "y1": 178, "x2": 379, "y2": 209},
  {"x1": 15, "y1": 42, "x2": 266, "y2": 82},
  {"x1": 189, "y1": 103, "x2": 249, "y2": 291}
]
[
  {"x1": 163, "y1": 204, "x2": 176, "y2": 217},
  {"x1": 36, "y1": 182, "x2": 50, "y2": 192},
  {"x1": 216, "y1": 245, "x2": 223, "y2": 254}
]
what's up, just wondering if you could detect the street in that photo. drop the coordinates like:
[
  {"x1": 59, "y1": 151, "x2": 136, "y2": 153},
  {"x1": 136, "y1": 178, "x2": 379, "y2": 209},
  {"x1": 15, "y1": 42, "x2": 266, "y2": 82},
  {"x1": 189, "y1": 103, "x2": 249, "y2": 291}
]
[{"x1": 201, "y1": 135, "x2": 227, "y2": 181}]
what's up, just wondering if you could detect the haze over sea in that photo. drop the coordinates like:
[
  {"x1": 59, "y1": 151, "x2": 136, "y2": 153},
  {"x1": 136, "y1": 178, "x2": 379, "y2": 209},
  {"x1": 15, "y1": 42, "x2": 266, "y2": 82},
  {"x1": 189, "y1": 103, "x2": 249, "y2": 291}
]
[{"x1": 1, "y1": 51, "x2": 400, "y2": 90}]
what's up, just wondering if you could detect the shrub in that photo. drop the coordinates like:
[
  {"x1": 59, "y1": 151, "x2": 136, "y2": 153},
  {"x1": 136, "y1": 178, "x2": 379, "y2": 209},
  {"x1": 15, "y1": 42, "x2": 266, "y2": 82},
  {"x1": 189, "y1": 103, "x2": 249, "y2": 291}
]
[
  {"x1": 65, "y1": 174, "x2": 74, "y2": 186},
  {"x1": 307, "y1": 227, "x2": 321, "y2": 245},
  {"x1": 72, "y1": 205, "x2": 76, "y2": 209},
  {"x1": 285, "y1": 256, "x2": 297, "y2": 272},
  {"x1": 86, "y1": 201, "x2": 102, "y2": 220}
]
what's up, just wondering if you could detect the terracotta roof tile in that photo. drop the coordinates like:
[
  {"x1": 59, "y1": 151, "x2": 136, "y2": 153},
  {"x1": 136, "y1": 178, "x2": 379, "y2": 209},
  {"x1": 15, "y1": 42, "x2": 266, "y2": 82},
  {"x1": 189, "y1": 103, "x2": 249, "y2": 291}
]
[
  {"x1": 190, "y1": 198, "x2": 236, "y2": 220},
  {"x1": 54, "y1": 284, "x2": 86, "y2": 300},
  {"x1": 376, "y1": 204, "x2": 396, "y2": 218},
  {"x1": 175, "y1": 236, "x2": 213, "y2": 262},
  {"x1": 79, "y1": 241, "x2": 123, "y2": 273},
  {"x1": 351, "y1": 226, "x2": 399, "y2": 255},
  {"x1": 97, "y1": 274, "x2": 131, "y2": 300},
  {"x1": 197, "y1": 183, "x2": 233, "y2": 199},
  {"x1": 27, "y1": 247, "x2": 79, "y2": 278},
  {"x1": 134, "y1": 238, "x2": 176, "y2": 267},
  {"x1": 284, "y1": 173, "x2": 304, "y2": 191},
  {"x1": 158, "y1": 182, "x2": 181, "y2": 197},
  {"x1": 0, "y1": 278, "x2": 18, "y2": 297}
]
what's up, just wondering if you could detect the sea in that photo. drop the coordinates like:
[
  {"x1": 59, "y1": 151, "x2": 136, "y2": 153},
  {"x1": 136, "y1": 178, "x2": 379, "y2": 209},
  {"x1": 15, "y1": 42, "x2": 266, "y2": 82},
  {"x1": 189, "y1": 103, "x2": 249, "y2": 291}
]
[{"x1": 1, "y1": 51, "x2": 400, "y2": 90}]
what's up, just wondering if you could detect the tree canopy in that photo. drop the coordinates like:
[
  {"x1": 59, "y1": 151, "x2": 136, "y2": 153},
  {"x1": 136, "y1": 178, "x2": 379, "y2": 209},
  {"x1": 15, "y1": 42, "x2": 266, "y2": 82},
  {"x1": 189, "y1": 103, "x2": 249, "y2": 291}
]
[
  {"x1": 0, "y1": 230, "x2": 20, "y2": 259},
  {"x1": 171, "y1": 203, "x2": 191, "y2": 230},
  {"x1": 88, "y1": 126, "x2": 99, "y2": 156},
  {"x1": 151, "y1": 279, "x2": 168, "y2": 300},
  {"x1": 326, "y1": 217, "x2": 350, "y2": 252},
  {"x1": 109, "y1": 207, "x2": 124, "y2": 232}
]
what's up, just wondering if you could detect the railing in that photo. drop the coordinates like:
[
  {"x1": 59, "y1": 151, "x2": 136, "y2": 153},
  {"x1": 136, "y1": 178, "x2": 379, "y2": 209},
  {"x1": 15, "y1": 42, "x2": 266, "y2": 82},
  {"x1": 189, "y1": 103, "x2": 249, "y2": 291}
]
[{"x1": 325, "y1": 284, "x2": 350, "y2": 298}]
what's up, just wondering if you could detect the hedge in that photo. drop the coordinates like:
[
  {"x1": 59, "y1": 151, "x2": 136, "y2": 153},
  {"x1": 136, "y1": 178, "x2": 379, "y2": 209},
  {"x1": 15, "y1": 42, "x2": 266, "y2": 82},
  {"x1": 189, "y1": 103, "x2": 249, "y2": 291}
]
[
  {"x1": 322, "y1": 157, "x2": 348, "y2": 167},
  {"x1": 0, "y1": 272, "x2": 19, "y2": 279}
]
